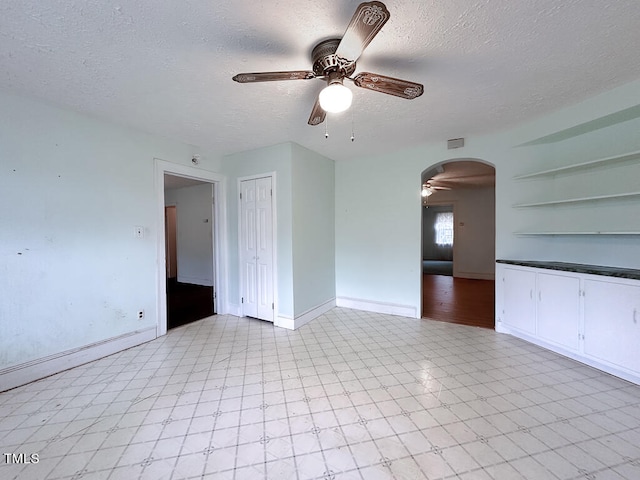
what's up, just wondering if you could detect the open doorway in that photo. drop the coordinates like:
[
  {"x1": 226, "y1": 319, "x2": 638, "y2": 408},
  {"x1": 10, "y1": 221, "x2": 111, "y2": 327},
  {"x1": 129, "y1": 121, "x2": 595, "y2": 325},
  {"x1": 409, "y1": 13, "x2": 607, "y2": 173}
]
[
  {"x1": 420, "y1": 159, "x2": 496, "y2": 328},
  {"x1": 164, "y1": 174, "x2": 216, "y2": 329},
  {"x1": 154, "y1": 158, "x2": 227, "y2": 338}
]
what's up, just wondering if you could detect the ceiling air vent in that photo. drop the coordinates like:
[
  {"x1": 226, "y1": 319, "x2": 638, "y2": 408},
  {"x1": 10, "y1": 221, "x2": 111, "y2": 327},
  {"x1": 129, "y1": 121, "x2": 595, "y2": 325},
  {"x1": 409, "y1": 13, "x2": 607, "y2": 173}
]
[{"x1": 447, "y1": 138, "x2": 464, "y2": 149}]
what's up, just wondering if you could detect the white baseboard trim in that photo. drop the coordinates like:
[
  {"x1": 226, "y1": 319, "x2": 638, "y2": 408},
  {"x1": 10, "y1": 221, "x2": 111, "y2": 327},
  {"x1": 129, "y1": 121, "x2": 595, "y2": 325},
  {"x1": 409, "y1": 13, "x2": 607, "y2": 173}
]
[
  {"x1": 275, "y1": 315, "x2": 295, "y2": 330},
  {"x1": 177, "y1": 275, "x2": 213, "y2": 287},
  {"x1": 0, "y1": 327, "x2": 157, "y2": 392},
  {"x1": 336, "y1": 297, "x2": 417, "y2": 319},
  {"x1": 293, "y1": 298, "x2": 336, "y2": 330},
  {"x1": 455, "y1": 271, "x2": 495, "y2": 280},
  {"x1": 226, "y1": 303, "x2": 241, "y2": 317},
  {"x1": 254, "y1": 299, "x2": 337, "y2": 331},
  {"x1": 496, "y1": 323, "x2": 640, "y2": 386}
]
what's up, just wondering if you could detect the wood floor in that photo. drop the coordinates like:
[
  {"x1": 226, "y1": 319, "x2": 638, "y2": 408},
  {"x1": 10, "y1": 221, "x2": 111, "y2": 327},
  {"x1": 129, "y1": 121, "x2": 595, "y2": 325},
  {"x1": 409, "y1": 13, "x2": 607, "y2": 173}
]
[
  {"x1": 422, "y1": 274, "x2": 495, "y2": 329},
  {"x1": 166, "y1": 278, "x2": 215, "y2": 329}
]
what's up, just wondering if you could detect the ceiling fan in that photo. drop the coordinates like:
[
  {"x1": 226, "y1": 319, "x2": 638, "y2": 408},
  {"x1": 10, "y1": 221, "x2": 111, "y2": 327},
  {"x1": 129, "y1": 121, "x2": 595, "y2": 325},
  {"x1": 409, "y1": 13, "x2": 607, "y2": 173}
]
[
  {"x1": 232, "y1": 1, "x2": 424, "y2": 126},
  {"x1": 421, "y1": 180, "x2": 451, "y2": 198}
]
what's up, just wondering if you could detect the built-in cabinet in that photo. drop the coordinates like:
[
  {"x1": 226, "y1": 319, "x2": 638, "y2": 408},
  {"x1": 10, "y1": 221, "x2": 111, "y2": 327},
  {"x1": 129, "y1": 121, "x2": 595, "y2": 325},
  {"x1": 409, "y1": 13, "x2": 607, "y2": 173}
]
[
  {"x1": 583, "y1": 279, "x2": 640, "y2": 374},
  {"x1": 536, "y1": 273, "x2": 580, "y2": 351},
  {"x1": 502, "y1": 268, "x2": 536, "y2": 334},
  {"x1": 496, "y1": 261, "x2": 640, "y2": 384}
]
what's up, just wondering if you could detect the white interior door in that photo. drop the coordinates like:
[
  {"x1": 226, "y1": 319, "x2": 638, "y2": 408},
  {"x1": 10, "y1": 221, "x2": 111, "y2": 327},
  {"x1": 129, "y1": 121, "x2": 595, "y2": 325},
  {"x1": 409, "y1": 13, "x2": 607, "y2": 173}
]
[
  {"x1": 240, "y1": 177, "x2": 274, "y2": 322},
  {"x1": 255, "y1": 177, "x2": 274, "y2": 320}
]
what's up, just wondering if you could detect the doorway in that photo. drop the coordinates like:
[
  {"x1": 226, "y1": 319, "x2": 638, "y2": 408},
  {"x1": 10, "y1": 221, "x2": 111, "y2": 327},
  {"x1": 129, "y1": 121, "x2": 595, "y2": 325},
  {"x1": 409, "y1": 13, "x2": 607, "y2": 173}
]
[
  {"x1": 155, "y1": 159, "x2": 227, "y2": 338},
  {"x1": 420, "y1": 159, "x2": 496, "y2": 328},
  {"x1": 164, "y1": 176, "x2": 216, "y2": 329}
]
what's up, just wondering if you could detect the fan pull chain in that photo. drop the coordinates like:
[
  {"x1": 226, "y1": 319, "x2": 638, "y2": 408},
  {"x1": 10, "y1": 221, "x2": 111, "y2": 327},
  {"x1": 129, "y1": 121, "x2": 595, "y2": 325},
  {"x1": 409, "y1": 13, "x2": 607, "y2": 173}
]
[
  {"x1": 325, "y1": 117, "x2": 329, "y2": 139},
  {"x1": 351, "y1": 112, "x2": 355, "y2": 142}
]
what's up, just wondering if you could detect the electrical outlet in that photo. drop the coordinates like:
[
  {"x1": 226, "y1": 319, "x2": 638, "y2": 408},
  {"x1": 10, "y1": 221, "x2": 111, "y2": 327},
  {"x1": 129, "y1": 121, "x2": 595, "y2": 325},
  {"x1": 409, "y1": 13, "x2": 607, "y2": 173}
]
[{"x1": 138, "y1": 310, "x2": 145, "y2": 319}]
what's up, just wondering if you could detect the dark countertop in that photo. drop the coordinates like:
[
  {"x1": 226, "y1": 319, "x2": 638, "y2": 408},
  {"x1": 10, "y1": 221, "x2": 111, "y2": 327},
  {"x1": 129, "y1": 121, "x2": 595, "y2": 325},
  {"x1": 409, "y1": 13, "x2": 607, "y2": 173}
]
[{"x1": 496, "y1": 259, "x2": 640, "y2": 280}]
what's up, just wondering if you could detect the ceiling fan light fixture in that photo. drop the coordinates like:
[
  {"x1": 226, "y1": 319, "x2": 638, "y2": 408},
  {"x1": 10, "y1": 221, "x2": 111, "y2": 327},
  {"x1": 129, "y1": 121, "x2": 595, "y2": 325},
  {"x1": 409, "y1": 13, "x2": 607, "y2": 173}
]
[
  {"x1": 319, "y1": 82, "x2": 353, "y2": 113},
  {"x1": 421, "y1": 185, "x2": 433, "y2": 197}
]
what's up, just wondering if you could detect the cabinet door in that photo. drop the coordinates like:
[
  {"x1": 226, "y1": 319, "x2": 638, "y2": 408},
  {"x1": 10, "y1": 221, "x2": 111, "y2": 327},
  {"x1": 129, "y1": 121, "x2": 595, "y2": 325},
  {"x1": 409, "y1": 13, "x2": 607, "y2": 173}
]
[
  {"x1": 503, "y1": 268, "x2": 536, "y2": 334},
  {"x1": 584, "y1": 279, "x2": 640, "y2": 373},
  {"x1": 537, "y1": 273, "x2": 580, "y2": 351}
]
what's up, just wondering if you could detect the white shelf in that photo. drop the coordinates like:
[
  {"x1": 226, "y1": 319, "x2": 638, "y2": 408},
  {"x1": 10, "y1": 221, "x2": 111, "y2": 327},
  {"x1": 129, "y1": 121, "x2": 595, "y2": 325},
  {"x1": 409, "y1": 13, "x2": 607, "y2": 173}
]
[
  {"x1": 513, "y1": 191, "x2": 640, "y2": 208},
  {"x1": 515, "y1": 231, "x2": 640, "y2": 236},
  {"x1": 513, "y1": 150, "x2": 640, "y2": 180}
]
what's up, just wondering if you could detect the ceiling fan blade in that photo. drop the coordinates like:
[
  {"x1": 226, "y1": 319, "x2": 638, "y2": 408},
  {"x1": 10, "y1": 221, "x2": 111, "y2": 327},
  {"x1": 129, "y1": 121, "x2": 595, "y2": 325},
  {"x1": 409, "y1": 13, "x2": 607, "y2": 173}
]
[
  {"x1": 308, "y1": 97, "x2": 326, "y2": 126},
  {"x1": 232, "y1": 71, "x2": 315, "y2": 83},
  {"x1": 353, "y1": 72, "x2": 424, "y2": 99},
  {"x1": 335, "y1": 1, "x2": 390, "y2": 62}
]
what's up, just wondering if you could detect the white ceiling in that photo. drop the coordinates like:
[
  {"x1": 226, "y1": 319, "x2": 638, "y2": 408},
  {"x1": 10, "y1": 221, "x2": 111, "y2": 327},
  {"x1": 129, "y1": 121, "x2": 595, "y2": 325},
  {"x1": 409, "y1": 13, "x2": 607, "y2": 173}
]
[{"x1": 2, "y1": 1, "x2": 639, "y2": 162}]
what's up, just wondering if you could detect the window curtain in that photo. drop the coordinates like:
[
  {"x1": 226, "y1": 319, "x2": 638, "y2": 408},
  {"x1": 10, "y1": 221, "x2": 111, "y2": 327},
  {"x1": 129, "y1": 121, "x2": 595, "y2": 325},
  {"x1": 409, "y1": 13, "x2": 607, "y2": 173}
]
[{"x1": 434, "y1": 211, "x2": 453, "y2": 259}]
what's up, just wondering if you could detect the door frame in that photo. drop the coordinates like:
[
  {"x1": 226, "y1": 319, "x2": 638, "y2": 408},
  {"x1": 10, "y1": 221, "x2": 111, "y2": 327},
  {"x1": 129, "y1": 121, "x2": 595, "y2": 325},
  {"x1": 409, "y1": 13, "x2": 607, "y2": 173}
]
[
  {"x1": 419, "y1": 158, "x2": 496, "y2": 320},
  {"x1": 154, "y1": 158, "x2": 228, "y2": 337},
  {"x1": 237, "y1": 172, "x2": 277, "y2": 321},
  {"x1": 164, "y1": 205, "x2": 177, "y2": 279}
]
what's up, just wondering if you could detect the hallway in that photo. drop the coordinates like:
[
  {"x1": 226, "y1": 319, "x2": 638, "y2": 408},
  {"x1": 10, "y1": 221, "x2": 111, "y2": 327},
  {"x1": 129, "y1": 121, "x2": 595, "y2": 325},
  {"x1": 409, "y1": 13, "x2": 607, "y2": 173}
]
[{"x1": 422, "y1": 274, "x2": 495, "y2": 329}]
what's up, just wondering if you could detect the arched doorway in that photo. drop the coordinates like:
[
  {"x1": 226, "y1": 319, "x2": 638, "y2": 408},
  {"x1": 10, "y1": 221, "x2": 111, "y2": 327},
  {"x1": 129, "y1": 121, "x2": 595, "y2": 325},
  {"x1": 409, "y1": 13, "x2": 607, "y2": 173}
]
[{"x1": 420, "y1": 159, "x2": 496, "y2": 328}]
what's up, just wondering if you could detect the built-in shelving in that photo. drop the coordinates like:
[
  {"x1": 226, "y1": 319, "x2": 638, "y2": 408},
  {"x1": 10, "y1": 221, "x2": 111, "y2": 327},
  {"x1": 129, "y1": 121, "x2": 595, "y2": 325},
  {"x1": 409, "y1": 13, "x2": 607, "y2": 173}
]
[
  {"x1": 513, "y1": 150, "x2": 640, "y2": 180},
  {"x1": 513, "y1": 191, "x2": 640, "y2": 208},
  {"x1": 512, "y1": 149, "x2": 640, "y2": 236}
]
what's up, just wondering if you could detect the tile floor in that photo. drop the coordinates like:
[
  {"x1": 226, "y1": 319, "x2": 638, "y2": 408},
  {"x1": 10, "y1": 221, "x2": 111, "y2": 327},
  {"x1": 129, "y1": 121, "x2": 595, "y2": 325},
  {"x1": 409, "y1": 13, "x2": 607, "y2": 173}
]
[{"x1": 1, "y1": 308, "x2": 640, "y2": 480}]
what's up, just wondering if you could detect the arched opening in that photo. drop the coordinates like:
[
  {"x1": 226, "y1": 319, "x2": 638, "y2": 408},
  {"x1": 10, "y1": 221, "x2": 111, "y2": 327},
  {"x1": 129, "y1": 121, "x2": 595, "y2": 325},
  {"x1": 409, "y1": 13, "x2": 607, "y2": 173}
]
[{"x1": 420, "y1": 158, "x2": 496, "y2": 328}]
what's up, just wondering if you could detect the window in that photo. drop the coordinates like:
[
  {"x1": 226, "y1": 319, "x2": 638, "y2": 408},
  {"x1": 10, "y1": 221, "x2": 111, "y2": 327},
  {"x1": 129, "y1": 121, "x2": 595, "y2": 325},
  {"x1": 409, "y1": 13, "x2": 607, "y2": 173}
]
[{"x1": 434, "y1": 211, "x2": 454, "y2": 246}]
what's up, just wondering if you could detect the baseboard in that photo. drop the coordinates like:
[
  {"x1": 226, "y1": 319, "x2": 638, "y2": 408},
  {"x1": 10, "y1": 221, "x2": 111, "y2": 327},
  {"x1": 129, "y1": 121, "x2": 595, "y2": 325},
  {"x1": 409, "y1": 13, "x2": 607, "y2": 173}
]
[
  {"x1": 176, "y1": 275, "x2": 213, "y2": 287},
  {"x1": 336, "y1": 297, "x2": 417, "y2": 319},
  {"x1": 0, "y1": 327, "x2": 157, "y2": 392},
  {"x1": 226, "y1": 303, "x2": 241, "y2": 317},
  {"x1": 454, "y1": 271, "x2": 495, "y2": 280},
  {"x1": 496, "y1": 323, "x2": 640, "y2": 386},
  {"x1": 275, "y1": 316, "x2": 295, "y2": 330},
  {"x1": 293, "y1": 298, "x2": 336, "y2": 330}
]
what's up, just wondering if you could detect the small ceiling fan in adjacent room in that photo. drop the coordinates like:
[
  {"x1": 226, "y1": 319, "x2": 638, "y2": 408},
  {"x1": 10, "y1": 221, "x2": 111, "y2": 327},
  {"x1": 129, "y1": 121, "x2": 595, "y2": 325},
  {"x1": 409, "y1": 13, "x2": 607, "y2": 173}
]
[{"x1": 232, "y1": 1, "x2": 424, "y2": 125}]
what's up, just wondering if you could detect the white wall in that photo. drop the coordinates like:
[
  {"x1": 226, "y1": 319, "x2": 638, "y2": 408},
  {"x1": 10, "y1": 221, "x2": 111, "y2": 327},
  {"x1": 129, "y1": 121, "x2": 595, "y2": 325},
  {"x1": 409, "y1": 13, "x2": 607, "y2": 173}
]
[
  {"x1": 427, "y1": 187, "x2": 496, "y2": 279},
  {"x1": 3, "y1": 76, "x2": 639, "y2": 386},
  {"x1": 221, "y1": 142, "x2": 336, "y2": 327},
  {"x1": 336, "y1": 79, "x2": 640, "y2": 318},
  {"x1": 165, "y1": 184, "x2": 214, "y2": 286},
  {"x1": 336, "y1": 152, "x2": 423, "y2": 317},
  {"x1": 291, "y1": 143, "x2": 335, "y2": 318},
  {"x1": 221, "y1": 143, "x2": 295, "y2": 319},
  {"x1": 0, "y1": 90, "x2": 221, "y2": 375}
]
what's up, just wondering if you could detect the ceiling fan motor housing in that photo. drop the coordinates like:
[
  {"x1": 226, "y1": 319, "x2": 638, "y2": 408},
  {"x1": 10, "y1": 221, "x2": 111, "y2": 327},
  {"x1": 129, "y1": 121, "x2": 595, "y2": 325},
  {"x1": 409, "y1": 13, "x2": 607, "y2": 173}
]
[{"x1": 311, "y1": 38, "x2": 356, "y2": 78}]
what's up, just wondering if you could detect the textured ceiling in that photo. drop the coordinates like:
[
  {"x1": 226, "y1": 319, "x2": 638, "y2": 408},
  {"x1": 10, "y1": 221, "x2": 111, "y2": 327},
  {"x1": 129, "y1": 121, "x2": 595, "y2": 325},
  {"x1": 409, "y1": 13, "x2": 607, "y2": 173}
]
[{"x1": 1, "y1": 1, "x2": 640, "y2": 162}]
